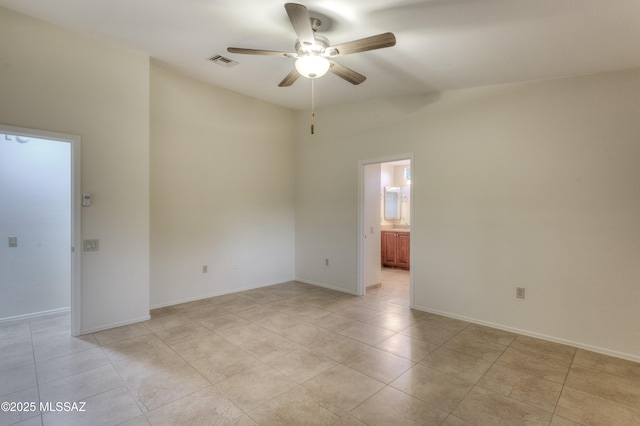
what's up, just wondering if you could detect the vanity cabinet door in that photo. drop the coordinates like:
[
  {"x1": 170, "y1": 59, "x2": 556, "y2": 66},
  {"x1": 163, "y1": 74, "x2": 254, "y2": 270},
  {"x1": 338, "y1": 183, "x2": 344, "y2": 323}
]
[
  {"x1": 381, "y1": 231, "x2": 410, "y2": 270},
  {"x1": 382, "y1": 231, "x2": 398, "y2": 265},
  {"x1": 396, "y1": 232, "x2": 410, "y2": 269}
]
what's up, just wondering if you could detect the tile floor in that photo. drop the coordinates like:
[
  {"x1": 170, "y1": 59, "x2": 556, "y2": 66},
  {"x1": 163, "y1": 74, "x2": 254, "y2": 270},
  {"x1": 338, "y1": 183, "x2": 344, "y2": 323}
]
[{"x1": 1, "y1": 268, "x2": 640, "y2": 425}]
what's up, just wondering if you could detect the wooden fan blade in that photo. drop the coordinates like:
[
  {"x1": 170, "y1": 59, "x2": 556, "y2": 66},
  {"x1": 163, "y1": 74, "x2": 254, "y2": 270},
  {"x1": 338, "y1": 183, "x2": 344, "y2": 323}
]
[
  {"x1": 329, "y1": 61, "x2": 366, "y2": 85},
  {"x1": 278, "y1": 69, "x2": 301, "y2": 87},
  {"x1": 284, "y1": 3, "x2": 315, "y2": 47},
  {"x1": 227, "y1": 47, "x2": 294, "y2": 57},
  {"x1": 329, "y1": 32, "x2": 396, "y2": 56}
]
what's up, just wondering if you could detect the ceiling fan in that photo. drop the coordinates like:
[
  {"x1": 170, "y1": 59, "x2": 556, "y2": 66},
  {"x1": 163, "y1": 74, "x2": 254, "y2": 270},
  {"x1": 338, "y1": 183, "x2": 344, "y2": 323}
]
[{"x1": 227, "y1": 3, "x2": 396, "y2": 87}]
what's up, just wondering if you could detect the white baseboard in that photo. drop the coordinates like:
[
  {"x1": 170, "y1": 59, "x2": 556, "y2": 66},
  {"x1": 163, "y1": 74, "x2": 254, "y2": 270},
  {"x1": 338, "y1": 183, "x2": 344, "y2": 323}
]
[
  {"x1": 0, "y1": 307, "x2": 70, "y2": 323},
  {"x1": 295, "y1": 279, "x2": 358, "y2": 296},
  {"x1": 79, "y1": 315, "x2": 151, "y2": 335},
  {"x1": 412, "y1": 304, "x2": 640, "y2": 364},
  {"x1": 149, "y1": 278, "x2": 294, "y2": 310}
]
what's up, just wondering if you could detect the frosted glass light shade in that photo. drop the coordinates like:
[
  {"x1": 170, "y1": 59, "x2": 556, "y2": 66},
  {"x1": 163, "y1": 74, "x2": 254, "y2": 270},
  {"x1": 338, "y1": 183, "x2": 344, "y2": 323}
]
[{"x1": 295, "y1": 55, "x2": 330, "y2": 78}]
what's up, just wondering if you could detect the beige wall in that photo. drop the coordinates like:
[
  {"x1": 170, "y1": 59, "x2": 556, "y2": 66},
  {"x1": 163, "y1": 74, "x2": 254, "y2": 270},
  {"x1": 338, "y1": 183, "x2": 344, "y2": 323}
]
[
  {"x1": 294, "y1": 69, "x2": 640, "y2": 360},
  {"x1": 150, "y1": 64, "x2": 295, "y2": 307},
  {"x1": 0, "y1": 7, "x2": 150, "y2": 332}
]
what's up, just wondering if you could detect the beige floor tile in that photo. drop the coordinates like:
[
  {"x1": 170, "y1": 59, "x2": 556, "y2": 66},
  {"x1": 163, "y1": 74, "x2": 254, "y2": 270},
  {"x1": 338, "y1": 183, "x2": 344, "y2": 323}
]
[
  {"x1": 0, "y1": 321, "x2": 32, "y2": 347},
  {"x1": 250, "y1": 311, "x2": 302, "y2": 334},
  {"x1": 364, "y1": 312, "x2": 415, "y2": 332},
  {"x1": 195, "y1": 313, "x2": 252, "y2": 332},
  {"x1": 216, "y1": 362, "x2": 297, "y2": 412},
  {"x1": 400, "y1": 321, "x2": 459, "y2": 345},
  {"x1": 555, "y1": 386, "x2": 640, "y2": 426},
  {"x1": 550, "y1": 415, "x2": 583, "y2": 426},
  {"x1": 152, "y1": 323, "x2": 215, "y2": 346},
  {"x1": 375, "y1": 333, "x2": 438, "y2": 362},
  {"x1": 453, "y1": 387, "x2": 553, "y2": 425},
  {"x1": 331, "y1": 415, "x2": 368, "y2": 426},
  {"x1": 3, "y1": 273, "x2": 639, "y2": 426},
  {"x1": 266, "y1": 347, "x2": 337, "y2": 383},
  {"x1": 215, "y1": 322, "x2": 277, "y2": 346},
  {"x1": 112, "y1": 347, "x2": 188, "y2": 383},
  {"x1": 169, "y1": 298, "x2": 215, "y2": 313},
  {"x1": 142, "y1": 314, "x2": 194, "y2": 333},
  {"x1": 458, "y1": 323, "x2": 517, "y2": 346},
  {"x1": 124, "y1": 363, "x2": 210, "y2": 411},
  {"x1": 169, "y1": 333, "x2": 236, "y2": 362},
  {"x1": 420, "y1": 347, "x2": 492, "y2": 384},
  {"x1": 326, "y1": 304, "x2": 381, "y2": 322},
  {"x1": 248, "y1": 386, "x2": 339, "y2": 425},
  {"x1": 187, "y1": 347, "x2": 260, "y2": 384},
  {"x1": 237, "y1": 332, "x2": 301, "y2": 362},
  {"x1": 477, "y1": 364, "x2": 562, "y2": 412},
  {"x1": 343, "y1": 347, "x2": 413, "y2": 384},
  {"x1": 302, "y1": 364, "x2": 385, "y2": 416},
  {"x1": 38, "y1": 364, "x2": 123, "y2": 404},
  {"x1": 0, "y1": 364, "x2": 37, "y2": 397},
  {"x1": 420, "y1": 315, "x2": 470, "y2": 333},
  {"x1": 41, "y1": 385, "x2": 141, "y2": 426},
  {"x1": 281, "y1": 322, "x2": 344, "y2": 351},
  {"x1": 573, "y1": 349, "x2": 640, "y2": 379},
  {"x1": 443, "y1": 332, "x2": 508, "y2": 362},
  {"x1": 0, "y1": 342, "x2": 34, "y2": 372},
  {"x1": 384, "y1": 305, "x2": 429, "y2": 322},
  {"x1": 93, "y1": 323, "x2": 153, "y2": 346},
  {"x1": 441, "y1": 414, "x2": 475, "y2": 425},
  {"x1": 144, "y1": 385, "x2": 244, "y2": 425},
  {"x1": 181, "y1": 304, "x2": 231, "y2": 321},
  {"x1": 101, "y1": 334, "x2": 172, "y2": 363},
  {"x1": 118, "y1": 415, "x2": 150, "y2": 426},
  {"x1": 565, "y1": 364, "x2": 640, "y2": 408},
  {"x1": 496, "y1": 347, "x2": 570, "y2": 383},
  {"x1": 4, "y1": 415, "x2": 42, "y2": 426},
  {"x1": 511, "y1": 335, "x2": 576, "y2": 365},
  {"x1": 338, "y1": 322, "x2": 396, "y2": 346},
  {"x1": 0, "y1": 386, "x2": 39, "y2": 426},
  {"x1": 314, "y1": 336, "x2": 371, "y2": 363},
  {"x1": 351, "y1": 385, "x2": 449, "y2": 425},
  {"x1": 33, "y1": 334, "x2": 100, "y2": 363},
  {"x1": 35, "y1": 347, "x2": 110, "y2": 384},
  {"x1": 308, "y1": 312, "x2": 359, "y2": 333},
  {"x1": 390, "y1": 364, "x2": 473, "y2": 412}
]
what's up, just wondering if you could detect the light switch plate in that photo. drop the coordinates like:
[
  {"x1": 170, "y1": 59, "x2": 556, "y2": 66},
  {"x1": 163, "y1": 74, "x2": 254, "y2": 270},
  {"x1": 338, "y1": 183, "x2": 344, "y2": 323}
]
[
  {"x1": 83, "y1": 239, "x2": 99, "y2": 251},
  {"x1": 8, "y1": 236, "x2": 17, "y2": 247}
]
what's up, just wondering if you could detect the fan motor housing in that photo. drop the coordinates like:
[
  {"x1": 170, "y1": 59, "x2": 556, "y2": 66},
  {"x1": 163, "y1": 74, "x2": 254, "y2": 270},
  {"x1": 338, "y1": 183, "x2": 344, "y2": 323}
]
[{"x1": 296, "y1": 35, "x2": 330, "y2": 55}]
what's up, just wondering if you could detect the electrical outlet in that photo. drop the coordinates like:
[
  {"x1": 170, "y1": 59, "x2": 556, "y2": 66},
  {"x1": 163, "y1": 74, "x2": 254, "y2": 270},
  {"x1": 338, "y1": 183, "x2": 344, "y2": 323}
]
[
  {"x1": 516, "y1": 287, "x2": 525, "y2": 299},
  {"x1": 8, "y1": 236, "x2": 17, "y2": 247},
  {"x1": 202, "y1": 265, "x2": 208, "y2": 273},
  {"x1": 325, "y1": 258, "x2": 329, "y2": 266}
]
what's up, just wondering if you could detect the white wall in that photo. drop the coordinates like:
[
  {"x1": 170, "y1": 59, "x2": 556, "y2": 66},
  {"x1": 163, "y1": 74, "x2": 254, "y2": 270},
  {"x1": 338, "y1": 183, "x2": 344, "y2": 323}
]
[
  {"x1": 0, "y1": 135, "x2": 70, "y2": 318},
  {"x1": 0, "y1": 7, "x2": 150, "y2": 332},
  {"x1": 150, "y1": 64, "x2": 295, "y2": 307},
  {"x1": 295, "y1": 68, "x2": 640, "y2": 360}
]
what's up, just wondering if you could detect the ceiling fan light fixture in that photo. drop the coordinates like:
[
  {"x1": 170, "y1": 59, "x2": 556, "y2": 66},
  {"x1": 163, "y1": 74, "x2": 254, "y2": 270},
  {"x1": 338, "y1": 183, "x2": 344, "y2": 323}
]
[{"x1": 295, "y1": 54, "x2": 330, "y2": 79}]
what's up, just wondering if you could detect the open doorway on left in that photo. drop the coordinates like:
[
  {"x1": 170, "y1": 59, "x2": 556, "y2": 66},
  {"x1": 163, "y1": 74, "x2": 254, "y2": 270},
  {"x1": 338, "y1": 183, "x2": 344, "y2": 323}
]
[{"x1": 0, "y1": 125, "x2": 81, "y2": 336}]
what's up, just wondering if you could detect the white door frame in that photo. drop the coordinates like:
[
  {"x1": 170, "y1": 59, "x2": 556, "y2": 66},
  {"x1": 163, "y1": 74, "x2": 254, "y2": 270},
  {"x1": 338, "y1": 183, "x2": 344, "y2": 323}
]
[
  {"x1": 0, "y1": 124, "x2": 81, "y2": 336},
  {"x1": 357, "y1": 153, "x2": 414, "y2": 306}
]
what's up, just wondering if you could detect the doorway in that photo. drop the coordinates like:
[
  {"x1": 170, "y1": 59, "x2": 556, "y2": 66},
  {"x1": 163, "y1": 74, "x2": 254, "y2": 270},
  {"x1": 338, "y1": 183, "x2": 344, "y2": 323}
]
[
  {"x1": 0, "y1": 124, "x2": 81, "y2": 336},
  {"x1": 357, "y1": 154, "x2": 413, "y2": 307}
]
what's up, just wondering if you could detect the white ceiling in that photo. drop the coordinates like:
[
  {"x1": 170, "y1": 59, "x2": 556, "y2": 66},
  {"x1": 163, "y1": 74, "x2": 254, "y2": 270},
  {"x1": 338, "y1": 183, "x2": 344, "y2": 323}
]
[{"x1": 2, "y1": 0, "x2": 639, "y2": 110}]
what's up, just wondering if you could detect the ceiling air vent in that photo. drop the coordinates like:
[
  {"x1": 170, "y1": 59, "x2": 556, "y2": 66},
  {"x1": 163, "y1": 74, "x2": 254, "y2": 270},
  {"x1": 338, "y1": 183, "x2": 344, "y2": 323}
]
[{"x1": 208, "y1": 54, "x2": 239, "y2": 67}]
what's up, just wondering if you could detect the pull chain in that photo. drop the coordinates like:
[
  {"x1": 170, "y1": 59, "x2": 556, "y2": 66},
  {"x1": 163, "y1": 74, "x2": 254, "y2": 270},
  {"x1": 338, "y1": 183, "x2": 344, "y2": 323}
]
[{"x1": 311, "y1": 78, "x2": 315, "y2": 135}]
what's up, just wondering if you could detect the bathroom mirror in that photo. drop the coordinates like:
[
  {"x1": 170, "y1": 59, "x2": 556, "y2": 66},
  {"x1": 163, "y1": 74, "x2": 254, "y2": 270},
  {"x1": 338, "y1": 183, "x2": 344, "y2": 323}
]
[{"x1": 384, "y1": 187, "x2": 401, "y2": 219}]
